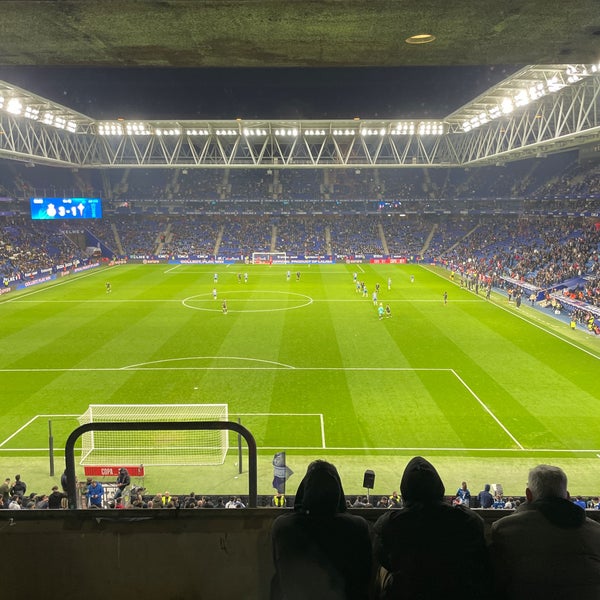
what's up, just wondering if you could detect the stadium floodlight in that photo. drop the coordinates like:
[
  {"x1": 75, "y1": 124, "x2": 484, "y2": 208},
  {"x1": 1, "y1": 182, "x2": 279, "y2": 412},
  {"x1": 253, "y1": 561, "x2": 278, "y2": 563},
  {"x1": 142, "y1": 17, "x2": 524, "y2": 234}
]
[
  {"x1": 54, "y1": 116, "x2": 66, "y2": 129},
  {"x1": 78, "y1": 404, "x2": 229, "y2": 466},
  {"x1": 391, "y1": 121, "x2": 416, "y2": 135},
  {"x1": 6, "y1": 98, "x2": 22, "y2": 115},
  {"x1": 546, "y1": 76, "x2": 564, "y2": 92},
  {"x1": 0, "y1": 95, "x2": 4, "y2": 109},
  {"x1": 514, "y1": 90, "x2": 530, "y2": 107},
  {"x1": 243, "y1": 128, "x2": 267, "y2": 136},
  {"x1": 24, "y1": 106, "x2": 39, "y2": 120},
  {"x1": 126, "y1": 122, "x2": 151, "y2": 136},
  {"x1": 155, "y1": 127, "x2": 182, "y2": 136},
  {"x1": 98, "y1": 122, "x2": 124, "y2": 136},
  {"x1": 501, "y1": 98, "x2": 514, "y2": 114},
  {"x1": 42, "y1": 112, "x2": 54, "y2": 125},
  {"x1": 274, "y1": 128, "x2": 298, "y2": 136}
]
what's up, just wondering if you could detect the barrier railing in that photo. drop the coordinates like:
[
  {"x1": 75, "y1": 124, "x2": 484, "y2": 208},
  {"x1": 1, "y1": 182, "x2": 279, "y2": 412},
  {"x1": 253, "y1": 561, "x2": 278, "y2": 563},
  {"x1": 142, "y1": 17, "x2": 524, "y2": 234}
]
[{"x1": 64, "y1": 421, "x2": 258, "y2": 508}]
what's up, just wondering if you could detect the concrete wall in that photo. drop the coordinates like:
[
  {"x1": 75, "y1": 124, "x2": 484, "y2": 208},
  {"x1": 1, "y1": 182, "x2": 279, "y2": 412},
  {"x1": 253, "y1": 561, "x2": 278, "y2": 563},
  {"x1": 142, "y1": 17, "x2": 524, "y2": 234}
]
[{"x1": 1, "y1": 509, "x2": 599, "y2": 599}]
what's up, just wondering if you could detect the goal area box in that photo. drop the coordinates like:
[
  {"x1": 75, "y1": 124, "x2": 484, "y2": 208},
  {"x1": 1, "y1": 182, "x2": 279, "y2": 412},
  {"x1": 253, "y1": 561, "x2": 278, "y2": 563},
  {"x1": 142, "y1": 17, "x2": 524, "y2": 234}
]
[
  {"x1": 252, "y1": 252, "x2": 287, "y2": 264},
  {"x1": 77, "y1": 404, "x2": 229, "y2": 466}
]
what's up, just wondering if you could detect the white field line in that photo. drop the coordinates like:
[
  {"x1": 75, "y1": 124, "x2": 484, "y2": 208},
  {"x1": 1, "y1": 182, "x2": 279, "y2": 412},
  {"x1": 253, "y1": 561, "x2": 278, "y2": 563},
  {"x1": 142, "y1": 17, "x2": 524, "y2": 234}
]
[
  {"x1": 0, "y1": 264, "x2": 119, "y2": 305},
  {"x1": 422, "y1": 264, "x2": 600, "y2": 361},
  {"x1": 0, "y1": 416, "x2": 40, "y2": 448},
  {"x1": 450, "y1": 369, "x2": 524, "y2": 449},
  {"x1": 0, "y1": 366, "x2": 587, "y2": 454},
  {"x1": 6, "y1": 446, "x2": 600, "y2": 453},
  {"x1": 8, "y1": 298, "x2": 483, "y2": 304},
  {"x1": 256, "y1": 446, "x2": 600, "y2": 452},
  {"x1": 0, "y1": 414, "x2": 80, "y2": 448},
  {"x1": 0, "y1": 366, "x2": 454, "y2": 372},
  {"x1": 164, "y1": 264, "x2": 183, "y2": 273}
]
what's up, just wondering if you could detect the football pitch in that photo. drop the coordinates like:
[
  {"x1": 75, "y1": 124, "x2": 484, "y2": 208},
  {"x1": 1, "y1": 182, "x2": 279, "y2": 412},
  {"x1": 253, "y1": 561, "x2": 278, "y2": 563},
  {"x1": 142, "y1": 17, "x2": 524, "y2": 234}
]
[{"x1": 1, "y1": 262, "x2": 599, "y2": 498}]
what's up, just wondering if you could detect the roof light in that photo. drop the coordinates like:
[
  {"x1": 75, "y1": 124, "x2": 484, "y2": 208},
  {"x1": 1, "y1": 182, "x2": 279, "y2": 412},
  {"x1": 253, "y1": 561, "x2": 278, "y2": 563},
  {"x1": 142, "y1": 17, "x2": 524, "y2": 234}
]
[{"x1": 6, "y1": 98, "x2": 22, "y2": 115}]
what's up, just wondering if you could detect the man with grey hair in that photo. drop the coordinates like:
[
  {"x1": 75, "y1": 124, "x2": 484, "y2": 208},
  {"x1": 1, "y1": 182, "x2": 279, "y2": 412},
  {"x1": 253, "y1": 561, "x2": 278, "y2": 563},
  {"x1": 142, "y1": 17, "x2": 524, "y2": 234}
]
[{"x1": 490, "y1": 464, "x2": 600, "y2": 595}]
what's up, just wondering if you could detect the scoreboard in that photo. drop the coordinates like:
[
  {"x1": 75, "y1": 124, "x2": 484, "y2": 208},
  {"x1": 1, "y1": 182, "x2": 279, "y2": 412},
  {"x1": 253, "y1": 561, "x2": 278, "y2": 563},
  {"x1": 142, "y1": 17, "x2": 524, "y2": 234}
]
[{"x1": 30, "y1": 197, "x2": 103, "y2": 220}]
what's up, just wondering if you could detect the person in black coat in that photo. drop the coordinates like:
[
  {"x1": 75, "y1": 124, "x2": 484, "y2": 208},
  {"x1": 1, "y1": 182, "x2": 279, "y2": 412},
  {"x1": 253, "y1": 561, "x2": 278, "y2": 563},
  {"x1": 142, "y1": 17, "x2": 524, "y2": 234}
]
[
  {"x1": 114, "y1": 467, "x2": 130, "y2": 500},
  {"x1": 271, "y1": 460, "x2": 373, "y2": 600},
  {"x1": 373, "y1": 456, "x2": 490, "y2": 599}
]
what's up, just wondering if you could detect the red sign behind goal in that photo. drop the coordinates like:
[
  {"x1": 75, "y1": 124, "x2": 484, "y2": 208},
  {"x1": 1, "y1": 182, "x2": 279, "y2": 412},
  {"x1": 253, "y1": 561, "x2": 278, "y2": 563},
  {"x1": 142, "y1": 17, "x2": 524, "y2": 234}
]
[{"x1": 83, "y1": 465, "x2": 145, "y2": 477}]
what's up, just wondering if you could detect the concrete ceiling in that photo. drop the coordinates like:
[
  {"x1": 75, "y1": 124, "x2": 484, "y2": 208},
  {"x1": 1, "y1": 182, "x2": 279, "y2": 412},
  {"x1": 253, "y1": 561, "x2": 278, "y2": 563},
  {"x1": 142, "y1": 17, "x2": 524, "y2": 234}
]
[{"x1": 1, "y1": 1, "x2": 599, "y2": 68}]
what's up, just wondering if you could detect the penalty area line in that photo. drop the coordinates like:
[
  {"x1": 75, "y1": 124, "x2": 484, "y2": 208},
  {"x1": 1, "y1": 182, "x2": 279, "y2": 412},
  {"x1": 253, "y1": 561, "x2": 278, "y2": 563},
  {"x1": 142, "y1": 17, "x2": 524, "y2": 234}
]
[{"x1": 451, "y1": 369, "x2": 524, "y2": 450}]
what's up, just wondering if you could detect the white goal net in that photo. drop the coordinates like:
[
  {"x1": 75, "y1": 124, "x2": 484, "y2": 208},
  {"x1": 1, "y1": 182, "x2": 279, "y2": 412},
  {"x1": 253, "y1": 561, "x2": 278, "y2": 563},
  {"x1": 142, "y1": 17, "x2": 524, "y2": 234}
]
[
  {"x1": 252, "y1": 251, "x2": 287, "y2": 264},
  {"x1": 77, "y1": 404, "x2": 229, "y2": 466}
]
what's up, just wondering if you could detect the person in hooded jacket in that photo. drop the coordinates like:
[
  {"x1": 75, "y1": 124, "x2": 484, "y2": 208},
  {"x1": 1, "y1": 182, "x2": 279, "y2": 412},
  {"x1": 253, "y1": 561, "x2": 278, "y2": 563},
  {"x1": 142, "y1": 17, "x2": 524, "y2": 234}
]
[
  {"x1": 490, "y1": 464, "x2": 600, "y2": 596},
  {"x1": 270, "y1": 460, "x2": 373, "y2": 600},
  {"x1": 477, "y1": 483, "x2": 494, "y2": 508},
  {"x1": 372, "y1": 456, "x2": 490, "y2": 599},
  {"x1": 114, "y1": 467, "x2": 130, "y2": 500}
]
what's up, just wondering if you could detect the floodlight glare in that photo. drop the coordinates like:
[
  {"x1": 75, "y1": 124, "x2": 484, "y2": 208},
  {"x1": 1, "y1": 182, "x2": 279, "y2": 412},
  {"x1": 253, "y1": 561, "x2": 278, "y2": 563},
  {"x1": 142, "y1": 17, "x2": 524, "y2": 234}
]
[
  {"x1": 24, "y1": 106, "x2": 39, "y2": 120},
  {"x1": 501, "y1": 98, "x2": 514, "y2": 114},
  {"x1": 6, "y1": 98, "x2": 22, "y2": 115}
]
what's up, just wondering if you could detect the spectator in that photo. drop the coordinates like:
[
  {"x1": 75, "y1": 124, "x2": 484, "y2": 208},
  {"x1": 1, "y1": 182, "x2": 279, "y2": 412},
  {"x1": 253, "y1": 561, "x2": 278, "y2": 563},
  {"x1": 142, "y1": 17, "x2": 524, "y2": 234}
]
[
  {"x1": 35, "y1": 494, "x2": 49, "y2": 509},
  {"x1": 8, "y1": 495, "x2": 21, "y2": 510},
  {"x1": 48, "y1": 485, "x2": 67, "y2": 509},
  {"x1": 477, "y1": 483, "x2": 494, "y2": 508},
  {"x1": 114, "y1": 467, "x2": 130, "y2": 500},
  {"x1": 272, "y1": 492, "x2": 286, "y2": 508},
  {"x1": 388, "y1": 491, "x2": 401, "y2": 508},
  {"x1": 376, "y1": 496, "x2": 389, "y2": 509},
  {"x1": 271, "y1": 460, "x2": 373, "y2": 600},
  {"x1": 455, "y1": 480, "x2": 471, "y2": 507},
  {"x1": 10, "y1": 474, "x2": 26, "y2": 498},
  {"x1": 373, "y1": 456, "x2": 489, "y2": 599},
  {"x1": 0, "y1": 478, "x2": 10, "y2": 505},
  {"x1": 490, "y1": 464, "x2": 600, "y2": 595},
  {"x1": 86, "y1": 479, "x2": 104, "y2": 509},
  {"x1": 492, "y1": 494, "x2": 506, "y2": 509}
]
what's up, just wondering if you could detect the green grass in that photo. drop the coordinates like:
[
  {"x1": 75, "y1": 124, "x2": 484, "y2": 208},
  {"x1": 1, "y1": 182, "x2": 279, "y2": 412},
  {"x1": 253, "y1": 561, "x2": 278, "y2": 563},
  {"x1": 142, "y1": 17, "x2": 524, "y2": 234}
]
[{"x1": 1, "y1": 262, "x2": 599, "y2": 498}]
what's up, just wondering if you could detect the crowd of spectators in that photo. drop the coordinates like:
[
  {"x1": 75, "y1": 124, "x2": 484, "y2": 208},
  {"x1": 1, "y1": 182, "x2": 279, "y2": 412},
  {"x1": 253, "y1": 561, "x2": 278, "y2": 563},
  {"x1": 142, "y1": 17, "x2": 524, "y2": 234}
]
[
  {"x1": 1, "y1": 219, "x2": 85, "y2": 280},
  {"x1": 4, "y1": 466, "x2": 600, "y2": 513}
]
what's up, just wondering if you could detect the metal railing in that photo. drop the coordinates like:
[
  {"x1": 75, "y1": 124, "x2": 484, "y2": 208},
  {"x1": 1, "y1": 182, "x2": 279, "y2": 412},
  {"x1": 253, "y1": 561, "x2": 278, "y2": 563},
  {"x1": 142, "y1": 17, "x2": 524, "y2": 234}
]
[{"x1": 64, "y1": 421, "x2": 258, "y2": 508}]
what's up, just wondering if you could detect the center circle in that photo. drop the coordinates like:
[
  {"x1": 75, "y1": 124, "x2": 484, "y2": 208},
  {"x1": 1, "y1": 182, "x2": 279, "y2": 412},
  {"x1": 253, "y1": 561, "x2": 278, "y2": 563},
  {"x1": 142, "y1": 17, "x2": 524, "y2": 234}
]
[{"x1": 182, "y1": 290, "x2": 313, "y2": 313}]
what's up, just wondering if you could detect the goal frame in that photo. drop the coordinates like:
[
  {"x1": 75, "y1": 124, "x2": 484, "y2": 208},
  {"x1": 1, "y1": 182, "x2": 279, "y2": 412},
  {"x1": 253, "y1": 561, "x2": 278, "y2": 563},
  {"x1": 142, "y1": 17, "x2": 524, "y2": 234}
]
[
  {"x1": 251, "y1": 251, "x2": 288, "y2": 264},
  {"x1": 77, "y1": 403, "x2": 229, "y2": 467}
]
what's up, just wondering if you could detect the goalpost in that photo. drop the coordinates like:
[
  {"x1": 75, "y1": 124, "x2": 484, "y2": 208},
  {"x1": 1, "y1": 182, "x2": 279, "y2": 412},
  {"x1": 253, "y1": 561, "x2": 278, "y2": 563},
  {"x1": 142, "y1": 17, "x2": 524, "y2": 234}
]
[
  {"x1": 77, "y1": 404, "x2": 229, "y2": 466},
  {"x1": 251, "y1": 251, "x2": 287, "y2": 264}
]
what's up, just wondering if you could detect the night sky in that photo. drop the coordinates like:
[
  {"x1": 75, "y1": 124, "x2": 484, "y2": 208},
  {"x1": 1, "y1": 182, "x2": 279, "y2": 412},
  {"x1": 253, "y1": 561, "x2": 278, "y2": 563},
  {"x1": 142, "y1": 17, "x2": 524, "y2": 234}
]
[{"x1": 0, "y1": 66, "x2": 520, "y2": 121}]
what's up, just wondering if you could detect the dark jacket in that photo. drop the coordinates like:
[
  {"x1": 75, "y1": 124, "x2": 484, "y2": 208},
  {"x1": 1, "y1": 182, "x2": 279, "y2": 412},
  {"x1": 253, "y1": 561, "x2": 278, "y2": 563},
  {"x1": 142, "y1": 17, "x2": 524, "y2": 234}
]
[
  {"x1": 373, "y1": 456, "x2": 490, "y2": 599},
  {"x1": 477, "y1": 484, "x2": 493, "y2": 508},
  {"x1": 271, "y1": 460, "x2": 373, "y2": 600},
  {"x1": 490, "y1": 497, "x2": 600, "y2": 596}
]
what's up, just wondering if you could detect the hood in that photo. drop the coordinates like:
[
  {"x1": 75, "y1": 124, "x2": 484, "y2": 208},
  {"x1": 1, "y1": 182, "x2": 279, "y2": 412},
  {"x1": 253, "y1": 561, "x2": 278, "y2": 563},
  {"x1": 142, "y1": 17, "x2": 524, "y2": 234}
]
[
  {"x1": 293, "y1": 460, "x2": 347, "y2": 516},
  {"x1": 400, "y1": 456, "x2": 445, "y2": 505},
  {"x1": 531, "y1": 496, "x2": 586, "y2": 528}
]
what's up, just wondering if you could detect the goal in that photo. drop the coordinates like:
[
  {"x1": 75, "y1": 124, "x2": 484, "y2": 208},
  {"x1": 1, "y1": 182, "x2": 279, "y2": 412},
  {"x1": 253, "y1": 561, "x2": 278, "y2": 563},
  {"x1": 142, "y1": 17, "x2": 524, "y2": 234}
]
[
  {"x1": 251, "y1": 251, "x2": 287, "y2": 264},
  {"x1": 77, "y1": 404, "x2": 229, "y2": 466}
]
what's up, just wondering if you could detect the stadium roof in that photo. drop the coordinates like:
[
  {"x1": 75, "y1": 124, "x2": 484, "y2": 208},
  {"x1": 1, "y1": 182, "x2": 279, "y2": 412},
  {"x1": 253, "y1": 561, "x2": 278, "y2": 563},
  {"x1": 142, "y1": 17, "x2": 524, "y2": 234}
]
[{"x1": 1, "y1": 1, "x2": 599, "y2": 68}]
